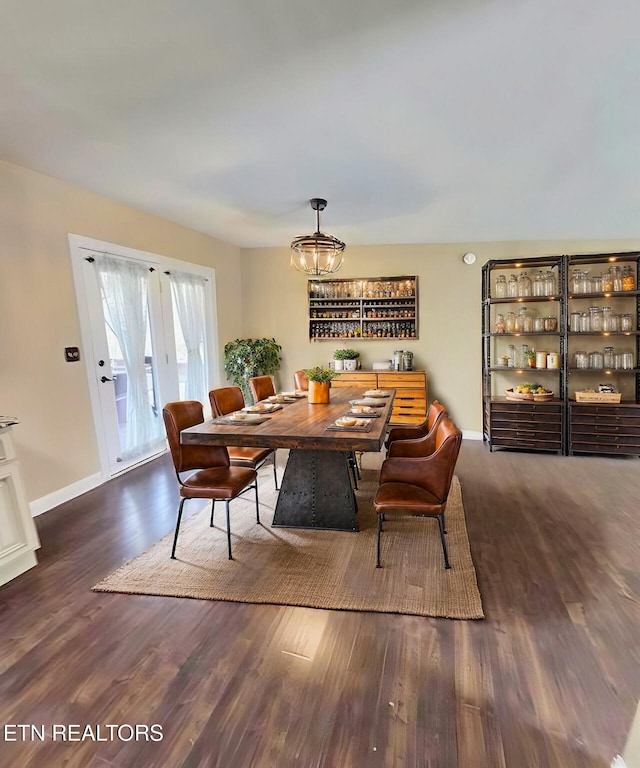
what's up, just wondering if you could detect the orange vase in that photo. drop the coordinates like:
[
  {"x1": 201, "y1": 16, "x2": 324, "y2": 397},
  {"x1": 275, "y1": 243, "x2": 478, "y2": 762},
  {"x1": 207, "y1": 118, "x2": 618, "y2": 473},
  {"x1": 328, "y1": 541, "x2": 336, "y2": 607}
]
[{"x1": 308, "y1": 381, "x2": 330, "y2": 404}]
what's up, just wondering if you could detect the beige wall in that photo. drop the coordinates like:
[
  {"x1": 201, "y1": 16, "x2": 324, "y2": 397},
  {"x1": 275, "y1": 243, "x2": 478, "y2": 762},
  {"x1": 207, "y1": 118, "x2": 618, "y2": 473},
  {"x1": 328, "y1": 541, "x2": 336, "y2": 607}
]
[
  {"x1": 241, "y1": 240, "x2": 640, "y2": 434},
  {"x1": 1, "y1": 161, "x2": 243, "y2": 503}
]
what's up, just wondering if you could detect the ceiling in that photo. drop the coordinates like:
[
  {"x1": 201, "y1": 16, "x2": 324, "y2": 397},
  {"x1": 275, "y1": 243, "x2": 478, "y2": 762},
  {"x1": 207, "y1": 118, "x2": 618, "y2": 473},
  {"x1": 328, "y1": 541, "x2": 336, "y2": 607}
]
[{"x1": 2, "y1": 0, "x2": 639, "y2": 248}]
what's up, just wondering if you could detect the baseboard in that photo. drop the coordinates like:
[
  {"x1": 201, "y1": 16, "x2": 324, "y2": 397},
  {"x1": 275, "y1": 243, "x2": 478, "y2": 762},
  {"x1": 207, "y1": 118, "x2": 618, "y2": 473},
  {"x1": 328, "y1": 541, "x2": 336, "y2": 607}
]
[
  {"x1": 29, "y1": 472, "x2": 104, "y2": 517},
  {"x1": 463, "y1": 430, "x2": 483, "y2": 441}
]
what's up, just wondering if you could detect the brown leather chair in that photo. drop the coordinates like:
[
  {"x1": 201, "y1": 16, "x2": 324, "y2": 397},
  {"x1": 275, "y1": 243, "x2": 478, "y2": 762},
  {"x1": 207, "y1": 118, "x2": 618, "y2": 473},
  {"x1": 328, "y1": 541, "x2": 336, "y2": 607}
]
[
  {"x1": 293, "y1": 370, "x2": 309, "y2": 391},
  {"x1": 385, "y1": 400, "x2": 447, "y2": 452},
  {"x1": 374, "y1": 417, "x2": 462, "y2": 569},
  {"x1": 249, "y1": 375, "x2": 276, "y2": 403},
  {"x1": 163, "y1": 400, "x2": 260, "y2": 560},
  {"x1": 209, "y1": 386, "x2": 279, "y2": 489}
]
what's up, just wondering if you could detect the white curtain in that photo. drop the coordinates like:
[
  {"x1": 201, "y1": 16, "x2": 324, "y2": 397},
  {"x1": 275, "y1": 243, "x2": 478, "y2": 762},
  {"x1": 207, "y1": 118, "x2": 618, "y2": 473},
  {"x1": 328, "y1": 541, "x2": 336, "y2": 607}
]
[
  {"x1": 169, "y1": 270, "x2": 207, "y2": 402},
  {"x1": 95, "y1": 255, "x2": 163, "y2": 459}
]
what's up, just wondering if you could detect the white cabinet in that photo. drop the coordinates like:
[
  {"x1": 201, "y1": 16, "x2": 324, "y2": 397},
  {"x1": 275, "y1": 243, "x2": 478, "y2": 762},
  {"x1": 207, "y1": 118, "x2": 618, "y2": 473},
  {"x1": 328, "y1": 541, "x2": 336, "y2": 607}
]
[{"x1": 0, "y1": 426, "x2": 40, "y2": 585}]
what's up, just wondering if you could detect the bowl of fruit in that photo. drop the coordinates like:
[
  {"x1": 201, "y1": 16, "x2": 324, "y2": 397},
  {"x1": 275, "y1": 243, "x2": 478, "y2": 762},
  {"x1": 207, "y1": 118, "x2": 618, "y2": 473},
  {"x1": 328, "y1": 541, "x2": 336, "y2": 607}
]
[{"x1": 505, "y1": 384, "x2": 554, "y2": 401}]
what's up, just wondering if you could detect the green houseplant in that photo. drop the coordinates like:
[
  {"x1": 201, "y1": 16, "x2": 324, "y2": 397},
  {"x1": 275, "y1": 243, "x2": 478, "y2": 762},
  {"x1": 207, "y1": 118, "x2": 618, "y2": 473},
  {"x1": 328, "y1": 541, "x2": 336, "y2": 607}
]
[
  {"x1": 334, "y1": 348, "x2": 360, "y2": 371},
  {"x1": 304, "y1": 366, "x2": 338, "y2": 404},
  {"x1": 224, "y1": 337, "x2": 282, "y2": 403}
]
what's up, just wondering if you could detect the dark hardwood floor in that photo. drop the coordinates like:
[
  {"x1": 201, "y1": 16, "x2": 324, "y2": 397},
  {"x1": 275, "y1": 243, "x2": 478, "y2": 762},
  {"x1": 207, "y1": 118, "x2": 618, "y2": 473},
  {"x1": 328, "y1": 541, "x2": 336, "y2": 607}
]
[{"x1": 0, "y1": 441, "x2": 638, "y2": 767}]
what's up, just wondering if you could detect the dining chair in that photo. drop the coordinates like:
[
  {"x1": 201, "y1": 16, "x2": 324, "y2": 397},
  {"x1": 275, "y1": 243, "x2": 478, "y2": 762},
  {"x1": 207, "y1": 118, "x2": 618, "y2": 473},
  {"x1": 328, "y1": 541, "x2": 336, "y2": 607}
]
[
  {"x1": 163, "y1": 400, "x2": 260, "y2": 560},
  {"x1": 374, "y1": 417, "x2": 462, "y2": 569},
  {"x1": 293, "y1": 370, "x2": 309, "y2": 391},
  {"x1": 249, "y1": 375, "x2": 276, "y2": 404},
  {"x1": 209, "y1": 386, "x2": 279, "y2": 489},
  {"x1": 385, "y1": 400, "x2": 447, "y2": 452}
]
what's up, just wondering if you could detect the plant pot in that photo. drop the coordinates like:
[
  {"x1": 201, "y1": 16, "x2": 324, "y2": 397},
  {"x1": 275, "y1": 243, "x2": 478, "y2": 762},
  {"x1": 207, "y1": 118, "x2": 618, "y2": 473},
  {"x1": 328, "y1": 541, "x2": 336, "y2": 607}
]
[
  {"x1": 527, "y1": 358, "x2": 536, "y2": 368},
  {"x1": 308, "y1": 381, "x2": 330, "y2": 404},
  {"x1": 343, "y1": 359, "x2": 358, "y2": 371},
  {"x1": 333, "y1": 359, "x2": 344, "y2": 371}
]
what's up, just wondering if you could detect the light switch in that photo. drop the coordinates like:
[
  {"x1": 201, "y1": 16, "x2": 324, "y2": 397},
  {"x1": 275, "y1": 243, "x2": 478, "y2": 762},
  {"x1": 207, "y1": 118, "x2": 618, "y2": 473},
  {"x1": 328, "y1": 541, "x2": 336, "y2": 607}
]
[{"x1": 65, "y1": 347, "x2": 81, "y2": 362}]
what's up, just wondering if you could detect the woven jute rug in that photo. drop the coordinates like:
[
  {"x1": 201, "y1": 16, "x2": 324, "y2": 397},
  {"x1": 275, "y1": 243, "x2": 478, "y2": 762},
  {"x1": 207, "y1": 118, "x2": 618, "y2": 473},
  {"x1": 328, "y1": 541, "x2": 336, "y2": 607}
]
[{"x1": 93, "y1": 470, "x2": 484, "y2": 619}]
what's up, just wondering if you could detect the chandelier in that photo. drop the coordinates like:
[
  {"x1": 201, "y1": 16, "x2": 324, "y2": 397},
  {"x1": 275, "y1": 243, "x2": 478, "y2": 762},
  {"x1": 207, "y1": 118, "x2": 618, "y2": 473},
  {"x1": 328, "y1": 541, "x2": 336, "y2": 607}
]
[{"x1": 290, "y1": 198, "x2": 345, "y2": 276}]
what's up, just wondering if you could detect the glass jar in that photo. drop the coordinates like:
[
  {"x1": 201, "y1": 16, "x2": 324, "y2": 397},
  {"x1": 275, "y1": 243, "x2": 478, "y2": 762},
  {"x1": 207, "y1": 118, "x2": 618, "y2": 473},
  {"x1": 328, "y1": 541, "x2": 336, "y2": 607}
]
[
  {"x1": 601, "y1": 306, "x2": 614, "y2": 331},
  {"x1": 507, "y1": 344, "x2": 516, "y2": 367},
  {"x1": 534, "y1": 316, "x2": 545, "y2": 332},
  {"x1": 505, "y1": 311, "x2": 516, "y2": 332},
  {"x1": 620, "y1": 313, "x2": 633, "y2": 332},
  {"x1": 589, "y1": 351, "x2": 604, "y2": 369},
  {"x1": 602, "y1": 270, "x2": 614, "y2": 292},
  {"x1": 518, "y1": 271, "x2": 532, "y2": 297},
  {"x1": 590, "y1": 273, "x2": 602, "y2": 292},
  {"x1": 514, "y1": 306, "x2": 529, "y2": 332},
  {"x1": 604, "y1": 346, "x2": 615, "y2": 368},
  {"x1": 544, "y1": 316, "x2": 558, "y2": 332},
  {"x1": 575, "y1": 351, "x2": 589, "y2": 369},
  {"x1": 589, "y1": 306, "x2": 602, "y2": 332},
  {"x1": 494, "y1": 274, "x2": 508, "y2": 298},
  {"x1": 570, "y1": 312, "x2": 581, "y2": 332},
  {"x1": 532, "y1": 271, "x2": 545, "y2": 296},
  {"x1": 495, "y1": 314, "x2": 506, "y2": 333},
  {"x1": 612, "y1": 266, "x2": 623, "y2": 292},
  {"x1": 580, "y1": 312, "x2": 590, "y2": 332},
  {"x1": 544, "y1": 270, "x2": 557, "y2": 296},
  {"x1": 507, "y1": 275, "x2": 518, "y2": 297},
  {"x1": 518, "y1": 344, "x2": 529, "y2": 368},
  {"x1": 570, "y1": 269, "x2": 582, "y2": 294},
  {"x1": 622, "y1": 265, "x2": 636, "y2": 291}
]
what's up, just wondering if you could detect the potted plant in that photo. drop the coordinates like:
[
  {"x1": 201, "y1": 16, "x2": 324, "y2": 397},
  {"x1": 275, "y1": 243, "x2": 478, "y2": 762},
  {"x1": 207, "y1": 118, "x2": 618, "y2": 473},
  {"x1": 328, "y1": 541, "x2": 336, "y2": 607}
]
[
  {"x1": 224, "y1": 337, "x2": 282, "y2": 403},
  {"x1": 334, "y1": 348, "x2": 360, "y2": 371},
  {"x1": 304, "y1": 366, "x2": 338, "y2": 404},
  {"x1": 524, "y1": 349, "x2": 536, "y2": 368}
]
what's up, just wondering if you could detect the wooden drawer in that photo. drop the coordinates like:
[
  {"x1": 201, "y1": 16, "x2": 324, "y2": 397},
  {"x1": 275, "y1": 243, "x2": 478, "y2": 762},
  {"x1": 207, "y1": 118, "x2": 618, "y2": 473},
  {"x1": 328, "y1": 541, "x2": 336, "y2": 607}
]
[
  {"x1": 332, "y1": 372, "x2": 377, "y2": 388},
  {"x1": 377, "y1": 372, "x2": 426, "y2": 389}
]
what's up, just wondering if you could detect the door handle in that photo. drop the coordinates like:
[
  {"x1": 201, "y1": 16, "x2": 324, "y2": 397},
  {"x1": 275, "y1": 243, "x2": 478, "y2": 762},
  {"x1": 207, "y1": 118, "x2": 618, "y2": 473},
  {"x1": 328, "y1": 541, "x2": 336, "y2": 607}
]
[{"x1": 100, "y1": 376, "x2": 114, "y2": 383}]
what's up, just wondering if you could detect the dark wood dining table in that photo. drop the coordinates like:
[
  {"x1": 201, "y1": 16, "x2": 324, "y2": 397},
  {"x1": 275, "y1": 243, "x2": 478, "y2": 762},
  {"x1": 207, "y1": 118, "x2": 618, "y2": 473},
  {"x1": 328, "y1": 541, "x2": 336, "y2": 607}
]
[{"x1": 181, "y1": 387, "x2": 394, "y2": 531}]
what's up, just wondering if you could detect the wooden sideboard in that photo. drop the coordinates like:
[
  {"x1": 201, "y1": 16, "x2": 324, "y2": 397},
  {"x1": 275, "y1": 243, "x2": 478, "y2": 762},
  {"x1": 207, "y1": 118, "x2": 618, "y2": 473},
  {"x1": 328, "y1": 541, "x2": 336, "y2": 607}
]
[{"x1": 332, "y1": 370, "x2": 428, "y2": 424}]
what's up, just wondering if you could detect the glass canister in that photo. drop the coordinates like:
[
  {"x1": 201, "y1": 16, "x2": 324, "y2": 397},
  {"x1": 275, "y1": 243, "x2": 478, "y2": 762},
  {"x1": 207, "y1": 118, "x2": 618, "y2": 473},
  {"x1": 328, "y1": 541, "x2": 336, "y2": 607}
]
[
  {"x1": 495, "y1": 314, "x2": 506, "y2": 333},
  {"x1": 612, "y1": 265, "x2": 623, "y2": 291},
  {"x1": 589, "y1": 306, "x2": 602, "y2": 332},
  {"x1": 602, "y1": 306, "x2": 614, "y2": 331},
  {"x1": 518, "y1": 271, "x2": 532, "y2": 297},
  {"x1": 507, "y1": 344, "x2": 516, "y2": 367},
  {"x1": 506, "y1": 311, "x2": 516, "y2": 332},
  {"x1": 514, "y1": 306, "x2": 529, "y2": 332},
  {"x1": 532, "y1": 271, "x2": 545, "y2": 296},
  {"x1": 494, "y1": 274, "x2": 508, "y2": 298},
  {"x1": 544, "y1": 316, "x2": 558, "y2": 332},
  {"x1": 589, "y1": 351, "x2": 604, "y2": 369},
  {"x1": 575, "y1": 351, "x2": 589, "y2": 369},
  {"x1": 544, "y1": 270, "x2": 557, "y2": 296},
  {"x1": 620, "y1": 313, "x2": 633, "y2": 332},
  {"x1": 602, "y1": 270, "x2": 614, "y2": 292},
  {"x1": 570, "y1": 269, "x2": 582, "y2": 293},
  {"x1": 570, "y1": 312, "x2": 581, "y2": 332},
  {"x1": 507, "y1": 275, "x2": 518, "y2": 297},
  {"x1": 604, "y1": 346, "x2": 615, "y2": 368},
  {"x1": 518, "y1": 344, "x2": 530, "y2": 368},
  {"x1": 622, "y1": 265, "x2": 636, "y2": 291},
  {"x1": 534, "y1": 316, "x2": 545, "y2": 332},
  {"x1": 580, "y1": 312, "x2": 591, "y2": 332}
]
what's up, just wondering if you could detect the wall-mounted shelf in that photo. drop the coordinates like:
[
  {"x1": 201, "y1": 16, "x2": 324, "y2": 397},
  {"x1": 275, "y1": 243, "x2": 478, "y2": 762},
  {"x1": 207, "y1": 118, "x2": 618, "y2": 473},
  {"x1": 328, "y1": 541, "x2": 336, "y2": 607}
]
[{"x1": 308, "y1": 276, "x2": 418, "y2": 341}]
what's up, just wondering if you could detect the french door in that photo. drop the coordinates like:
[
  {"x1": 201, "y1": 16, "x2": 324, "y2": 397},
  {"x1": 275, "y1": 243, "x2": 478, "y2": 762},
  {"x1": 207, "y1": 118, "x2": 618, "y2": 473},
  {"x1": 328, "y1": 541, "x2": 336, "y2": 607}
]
[{"x1": 69, "y1": 234, "x2": 218, "y2": 478}]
